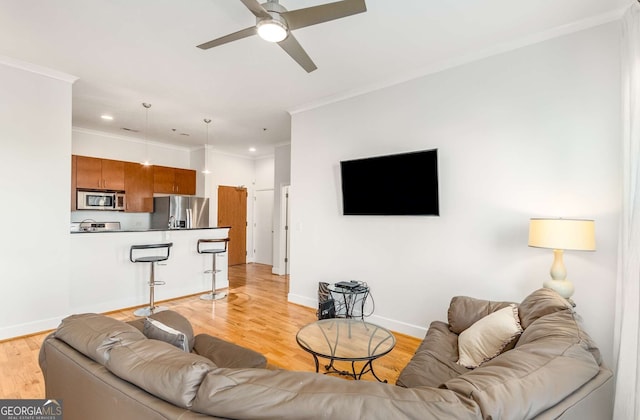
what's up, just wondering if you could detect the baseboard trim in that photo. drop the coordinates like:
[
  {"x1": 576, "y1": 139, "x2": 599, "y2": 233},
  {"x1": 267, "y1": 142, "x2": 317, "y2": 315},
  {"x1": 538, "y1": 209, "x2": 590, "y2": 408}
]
[
  {"x1": 0, "y1": 316, "x2": 63, "y2": 341},
  {"x1": 287, "y1": 293, "x2": 427, "y2": 339}
]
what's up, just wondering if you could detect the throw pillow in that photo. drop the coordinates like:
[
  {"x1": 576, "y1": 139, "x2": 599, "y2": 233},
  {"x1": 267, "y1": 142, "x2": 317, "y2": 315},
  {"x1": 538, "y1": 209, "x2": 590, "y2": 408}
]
[
  {"x1": 144, "y1": 317, "x2": 189, "y2": 352},
  {"x1": 456, "y1": 304, "x2": 523, "y2": 368},
  {"x1": 448, "y1": 296, "x2": 515, "y2": 334}
]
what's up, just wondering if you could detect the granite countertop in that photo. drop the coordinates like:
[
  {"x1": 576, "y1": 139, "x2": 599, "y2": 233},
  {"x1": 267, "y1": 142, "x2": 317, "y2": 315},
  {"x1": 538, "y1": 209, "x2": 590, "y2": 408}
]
[{"x1": 71, "y1": 226, "x2": 230, "y2": 234}]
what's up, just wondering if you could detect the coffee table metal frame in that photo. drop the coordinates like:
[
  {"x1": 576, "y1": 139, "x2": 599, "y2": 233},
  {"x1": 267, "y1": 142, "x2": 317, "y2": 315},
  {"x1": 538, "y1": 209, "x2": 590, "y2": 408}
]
[{"x1": 296, "y1": 318, "x2": 395, "y2": 382}]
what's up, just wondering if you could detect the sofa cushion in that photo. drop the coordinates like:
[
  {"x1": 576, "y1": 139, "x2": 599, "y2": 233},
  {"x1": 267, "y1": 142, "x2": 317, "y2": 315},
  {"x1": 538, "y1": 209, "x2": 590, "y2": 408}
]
[
  {"x1": 144, "y1": 318, "x2": 189, "y2": 352},
  {"x1": 518, "y1": 288, "x2": 573, "y2": 329},
  {"x1": 457, "y1": 304, "x2": 523, "y2": 369},
  {"x1": 396, "y1": 321, "x2": 470, "y2": 388},
  {"x1": 105, "y1": 339, "x2": 216, "y2": 409},
  {"x1": 192, "y1": 368, "x2": 482, "y2": 419},
  {"x1": 448, "y1": 296, "x2": 514, "y2": 334},
  {"x1": 128, "y1": 310, "x2": 195, "y2": 351},
  {"x1": 445, "y1": 309, "x2": 600, "y2": 419},
  {"x1": 54, "y1": 313, "x2": 145, "y2": 365},
  {"x1": 193, "y1": 334, "x2": 267, "y2": 368}
]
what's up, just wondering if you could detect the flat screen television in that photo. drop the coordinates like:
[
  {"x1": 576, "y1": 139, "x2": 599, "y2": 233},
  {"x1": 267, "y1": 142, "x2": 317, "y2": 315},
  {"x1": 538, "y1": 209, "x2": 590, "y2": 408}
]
[{"x1": 340, "y1": 149, "x2": 439, "y2": 216}]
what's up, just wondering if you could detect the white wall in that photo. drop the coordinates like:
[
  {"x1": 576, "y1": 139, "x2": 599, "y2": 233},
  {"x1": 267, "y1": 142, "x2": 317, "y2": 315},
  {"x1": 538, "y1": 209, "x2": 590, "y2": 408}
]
[
  {"x1": 273, "y1": 144, "x2": 291, "y2": 275},
  {"x1": 0, "y1": 58, "x2": 76, "y2": 339},
  {"x1": 72, "y1": 128, "x2": 191, "y2": 168},
  {"x1": 289, "y1": 20, "x2": 621, "y2": 377},
  {"x1": 255, "y1": 156, "x2": 275, "y2": 190}
]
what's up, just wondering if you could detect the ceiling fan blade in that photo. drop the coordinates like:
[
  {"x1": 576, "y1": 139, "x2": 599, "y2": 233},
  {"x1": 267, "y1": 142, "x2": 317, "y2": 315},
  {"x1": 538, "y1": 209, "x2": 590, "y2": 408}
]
[
  {"x1": 239, "y1": 0, "x2": 271, "y2": 19},
  {"x1": 197, "y1": 26, "x2": 257, "y2": 50},
  {"x1": 282, "y1": 0, "x2": 366, "y2": 31},
  {"x1": 278, "y1": 32, "x2": 317, "y2": 73}
]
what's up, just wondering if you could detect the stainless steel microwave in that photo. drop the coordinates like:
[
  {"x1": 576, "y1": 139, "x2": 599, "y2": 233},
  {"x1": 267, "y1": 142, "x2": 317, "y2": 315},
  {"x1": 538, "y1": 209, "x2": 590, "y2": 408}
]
[{"x1": 77, "y1": 191, "x2": 125, "y2": 211}]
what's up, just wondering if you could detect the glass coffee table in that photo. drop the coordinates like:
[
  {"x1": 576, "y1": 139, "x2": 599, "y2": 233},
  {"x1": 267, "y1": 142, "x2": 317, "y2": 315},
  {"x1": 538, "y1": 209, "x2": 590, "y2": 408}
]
[{"x1": 296, "y1": 319, "x2": 395, "y2": 382}]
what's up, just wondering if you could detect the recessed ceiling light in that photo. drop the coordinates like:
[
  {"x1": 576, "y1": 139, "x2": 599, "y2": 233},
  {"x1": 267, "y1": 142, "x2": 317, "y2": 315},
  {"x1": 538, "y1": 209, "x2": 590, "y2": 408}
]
[
  {"x1": 101, "y1": 115, "x2": 113, "y2": 121},
  {"x1": 249, "y1": 147, "x2": 257, "y2": 152}
]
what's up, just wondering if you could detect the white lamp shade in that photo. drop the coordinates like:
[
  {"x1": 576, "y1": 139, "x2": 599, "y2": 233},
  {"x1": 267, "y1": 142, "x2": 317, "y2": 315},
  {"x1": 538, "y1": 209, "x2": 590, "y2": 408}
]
[{"x1": 528, "y1": 218, "x2": 596, "y2": 251}]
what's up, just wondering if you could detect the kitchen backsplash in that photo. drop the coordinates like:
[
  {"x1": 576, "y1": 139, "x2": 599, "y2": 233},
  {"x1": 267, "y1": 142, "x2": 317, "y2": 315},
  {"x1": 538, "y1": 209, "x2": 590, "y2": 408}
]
[{"x1": 71, "y1": 211, "x2": 151, "y2": 231}]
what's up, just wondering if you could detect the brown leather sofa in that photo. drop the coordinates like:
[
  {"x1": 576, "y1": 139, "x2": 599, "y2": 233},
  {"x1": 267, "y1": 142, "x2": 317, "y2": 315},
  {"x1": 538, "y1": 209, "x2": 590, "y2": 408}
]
[{"x1": 39, "y1": 289, "x2": 612, "y2": 419}]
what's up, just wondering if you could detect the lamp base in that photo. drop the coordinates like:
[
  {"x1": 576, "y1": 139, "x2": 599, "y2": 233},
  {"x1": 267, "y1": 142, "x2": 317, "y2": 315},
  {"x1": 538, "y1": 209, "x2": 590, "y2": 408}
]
[{"x1": 543, "y1": 279, "x2": 574, "y2": 299}]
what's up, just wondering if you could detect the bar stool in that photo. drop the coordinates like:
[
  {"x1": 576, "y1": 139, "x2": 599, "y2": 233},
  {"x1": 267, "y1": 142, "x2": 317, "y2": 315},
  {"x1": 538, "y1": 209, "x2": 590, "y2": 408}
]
[
  {"x1": 130, "y1": 242, "x2": 173, "y2": 316},
  {"x1": 197, "y1": 238, "x2": 230, "y2": 300}
]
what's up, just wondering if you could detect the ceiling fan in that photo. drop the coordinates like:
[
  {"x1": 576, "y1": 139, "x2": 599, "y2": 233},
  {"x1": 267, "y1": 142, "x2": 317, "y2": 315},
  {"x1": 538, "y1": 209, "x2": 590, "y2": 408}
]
[{"x1": 197, "y1": 0, "x2": 367, "y2": 73}]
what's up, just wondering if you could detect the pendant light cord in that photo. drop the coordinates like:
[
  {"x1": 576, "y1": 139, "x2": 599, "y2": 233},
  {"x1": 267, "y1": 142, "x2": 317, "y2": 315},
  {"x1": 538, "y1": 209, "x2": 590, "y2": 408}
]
[
  {"x1": 142, "y1": 103, "x2": 152, "y2": 165},
  {"x1": 203, "y1": 118, "x2": 212, "y2": 174}
]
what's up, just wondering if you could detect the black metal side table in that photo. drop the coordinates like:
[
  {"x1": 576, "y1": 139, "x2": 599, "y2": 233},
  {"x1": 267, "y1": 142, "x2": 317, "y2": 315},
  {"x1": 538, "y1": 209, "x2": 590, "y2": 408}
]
[{"x1": 328, "y1": 282, "x2": 369, "y2": 319}]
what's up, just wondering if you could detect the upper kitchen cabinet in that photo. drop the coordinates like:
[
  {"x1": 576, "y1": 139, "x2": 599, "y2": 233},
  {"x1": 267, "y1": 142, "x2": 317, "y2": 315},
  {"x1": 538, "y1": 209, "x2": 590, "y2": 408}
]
[
  {"x1": 75, "y1": 155, "x2": 125, "y2": 191},
  {"x1": 153, "y1": 166, "x2": 196, "y2": 195},
  {"x1": 174, "y1": 168, "x2": 196, "y2": 195},
  {"x1": 71, "y1": 155, "x2": 77, "y2": 210},
  {"x1": 124, "y1": 162, "x2": 153, "y2": 212}
]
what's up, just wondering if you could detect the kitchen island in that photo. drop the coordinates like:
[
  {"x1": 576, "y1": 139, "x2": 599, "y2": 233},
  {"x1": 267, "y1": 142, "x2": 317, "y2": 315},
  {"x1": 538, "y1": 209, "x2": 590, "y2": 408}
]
[{"x1": 70, "y1": 227, "x2": 230, "y2": 315}]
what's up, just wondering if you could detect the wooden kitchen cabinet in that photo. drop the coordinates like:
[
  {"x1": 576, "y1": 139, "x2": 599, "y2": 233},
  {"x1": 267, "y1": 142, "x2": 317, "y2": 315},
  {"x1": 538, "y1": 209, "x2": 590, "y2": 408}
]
[
  {"x1": 124, "y1": 162, "x2": 154, "y2": 212},
  {"x1": 153, "y1": 165, "x2": 196, "y2": 195},
  {"x1": 152, "y1": 165, "x2": 175, "y2": 194},
  {"x1": 174, "y1": 168, "x2": 196, "y2": 195},
  {"x1": 75, "y1": 155, "x2": 125, "y2": 191},
  {"x1": 71, "y1": 155, "x2": 77, "y2": 210},
  {"x1": 71, "y1": 155, "x2": 197, "y2": 213}
]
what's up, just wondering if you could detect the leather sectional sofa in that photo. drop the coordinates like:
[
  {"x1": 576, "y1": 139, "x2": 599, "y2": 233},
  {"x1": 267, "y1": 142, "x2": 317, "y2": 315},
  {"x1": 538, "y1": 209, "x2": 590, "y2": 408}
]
[{"x1": 39, "y1": 288, "x2": 612, "y2": 419}]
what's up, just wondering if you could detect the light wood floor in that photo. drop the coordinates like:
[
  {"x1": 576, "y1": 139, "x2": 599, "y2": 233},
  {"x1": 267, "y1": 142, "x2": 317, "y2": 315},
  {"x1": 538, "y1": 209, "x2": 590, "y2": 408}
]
[{"x1": 0, "y1": 263, "x2": 421, "y2": 399}]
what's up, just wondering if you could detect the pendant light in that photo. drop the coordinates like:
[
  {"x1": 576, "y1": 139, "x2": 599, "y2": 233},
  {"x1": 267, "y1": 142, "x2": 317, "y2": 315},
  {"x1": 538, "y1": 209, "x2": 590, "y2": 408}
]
[
  {"x1": 202, "y1": 118, "x2": 212, "y2": 174},
  {"x1": 141, "y1": 102, "x2": 152, "y2": 166}
]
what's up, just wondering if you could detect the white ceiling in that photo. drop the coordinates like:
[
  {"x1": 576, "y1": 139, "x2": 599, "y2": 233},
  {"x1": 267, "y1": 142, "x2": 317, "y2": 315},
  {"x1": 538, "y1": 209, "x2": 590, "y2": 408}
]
[{"x1": 0, "y1": 0, "x2": 629, "y2": 157}]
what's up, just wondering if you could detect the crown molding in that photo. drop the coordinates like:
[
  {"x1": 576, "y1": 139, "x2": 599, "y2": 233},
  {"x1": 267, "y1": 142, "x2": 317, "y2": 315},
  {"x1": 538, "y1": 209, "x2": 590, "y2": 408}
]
[
  {"x1": 0, "y1": 54, "x2": 78, "y2": 83},
  {"x1": 72, "y1": 126, "x2": 192, "y2": 152}
]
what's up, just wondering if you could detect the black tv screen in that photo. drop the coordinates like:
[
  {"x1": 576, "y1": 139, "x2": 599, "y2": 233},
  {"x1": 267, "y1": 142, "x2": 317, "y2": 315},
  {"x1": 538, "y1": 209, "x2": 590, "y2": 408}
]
[{"x1": 340, "y1": 149, "x2": 439, "y2": 216}]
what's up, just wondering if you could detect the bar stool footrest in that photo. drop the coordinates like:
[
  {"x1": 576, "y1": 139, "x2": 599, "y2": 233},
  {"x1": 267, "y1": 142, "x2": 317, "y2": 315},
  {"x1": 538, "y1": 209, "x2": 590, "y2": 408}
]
[
  {"x1": 133, "y1": 305, "x2": 168, "y2": 317},
  {"x1": 200, "y1": 292, "x2": 227, "y2": 301},
  {"x1": 149, "y1": 281, "x2": 166, "y2": 286}
]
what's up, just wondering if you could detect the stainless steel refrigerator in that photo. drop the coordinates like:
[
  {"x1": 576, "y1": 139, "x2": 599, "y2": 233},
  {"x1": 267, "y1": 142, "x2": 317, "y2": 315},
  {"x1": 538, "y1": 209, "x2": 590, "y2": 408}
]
[{"x1": 151, "y1": 196, "x2": 210, "y2": 229}]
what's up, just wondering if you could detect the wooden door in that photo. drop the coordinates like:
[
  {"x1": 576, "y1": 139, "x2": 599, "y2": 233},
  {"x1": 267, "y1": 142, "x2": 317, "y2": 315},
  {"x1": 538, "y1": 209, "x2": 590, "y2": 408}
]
[
  {"x1": 124, "y1": 162, "x2": 154, "y2": 212},
  {"x1": 101, "y1": 159, "x2": 125, "y2": 191},
  {"x1": 218, "y1": 186, "x2": 247, "y2": 266}
]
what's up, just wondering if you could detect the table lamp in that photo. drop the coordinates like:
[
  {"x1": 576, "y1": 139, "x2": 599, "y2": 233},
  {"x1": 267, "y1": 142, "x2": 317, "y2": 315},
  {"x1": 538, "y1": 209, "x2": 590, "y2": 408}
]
[{"x1": 528, "y1": 218, "x2": 595, "y2": 299}]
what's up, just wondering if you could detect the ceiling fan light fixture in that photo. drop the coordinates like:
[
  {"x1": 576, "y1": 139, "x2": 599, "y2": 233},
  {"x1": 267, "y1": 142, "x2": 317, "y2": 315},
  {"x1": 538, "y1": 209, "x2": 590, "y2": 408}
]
[{"x1": 257, "y1": 19, "x2": 288, "y2": 43}]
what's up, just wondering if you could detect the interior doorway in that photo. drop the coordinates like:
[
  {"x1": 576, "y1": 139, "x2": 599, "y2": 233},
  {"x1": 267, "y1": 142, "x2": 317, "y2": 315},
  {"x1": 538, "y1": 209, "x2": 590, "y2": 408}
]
[
  {"x1": 254, "y1": 189, "x2": 274, "y2": 265},
  {"x1": 218, "y1": 185, "x2": 247, "y2": 266}
]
